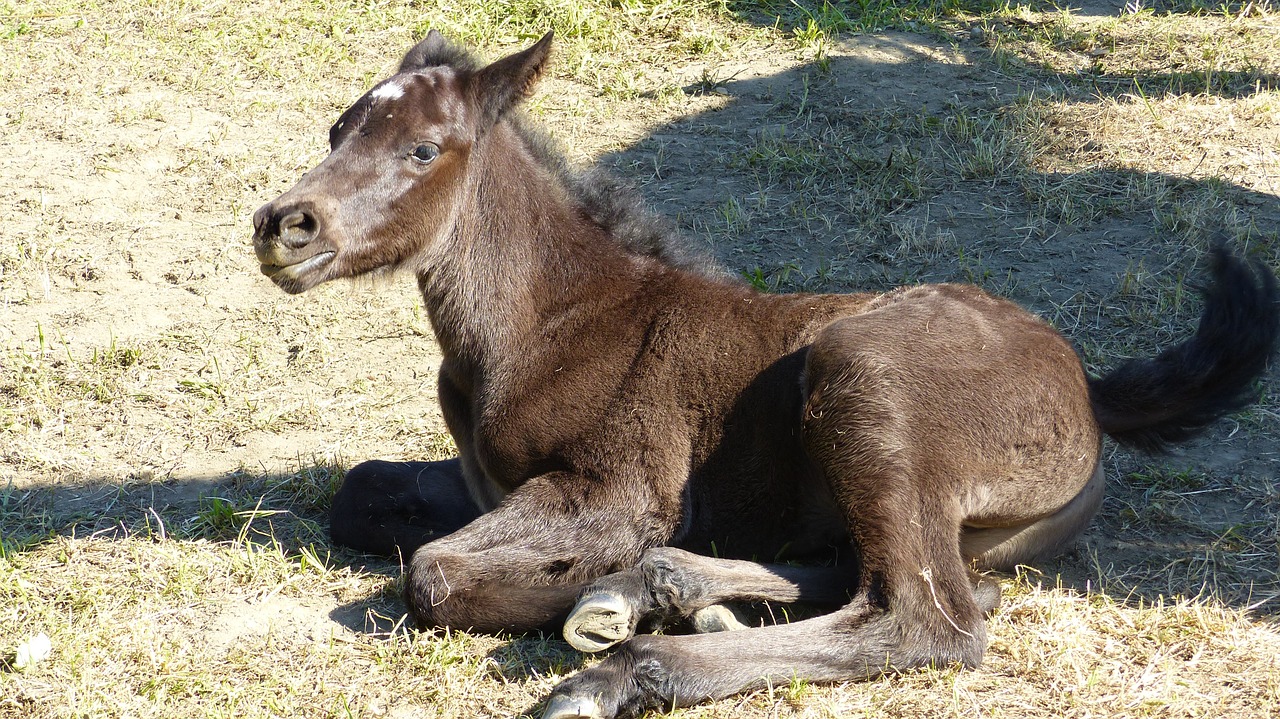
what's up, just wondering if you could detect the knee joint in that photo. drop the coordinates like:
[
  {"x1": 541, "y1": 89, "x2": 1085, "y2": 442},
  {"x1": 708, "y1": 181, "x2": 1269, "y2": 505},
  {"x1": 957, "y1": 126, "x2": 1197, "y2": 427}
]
[{"x1": 404, "y1": 547, "x2": 471, "y2": 628}]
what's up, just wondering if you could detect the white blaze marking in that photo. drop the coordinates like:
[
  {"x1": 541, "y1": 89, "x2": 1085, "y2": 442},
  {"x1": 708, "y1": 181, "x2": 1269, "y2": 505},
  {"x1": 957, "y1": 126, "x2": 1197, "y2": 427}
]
[{"x1": 370, "y1": 80, "x2": 405, "y2": 101}]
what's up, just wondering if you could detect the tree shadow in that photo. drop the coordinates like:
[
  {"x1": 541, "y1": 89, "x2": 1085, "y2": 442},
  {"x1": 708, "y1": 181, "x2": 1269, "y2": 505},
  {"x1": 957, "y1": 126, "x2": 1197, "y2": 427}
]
[{"x1": 601, "y1": 31, "x2": 1278, "y2": 293}]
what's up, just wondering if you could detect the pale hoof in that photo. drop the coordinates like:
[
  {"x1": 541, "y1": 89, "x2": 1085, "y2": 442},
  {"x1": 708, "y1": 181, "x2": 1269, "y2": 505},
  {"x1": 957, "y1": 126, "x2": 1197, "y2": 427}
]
[
  {"x1": 563, "y1": 593, "x2": 633, "y2": 653},
  {"x1": 690, "y1": 603, "x2": 750, "y2": 633},
  {"x1": 544, "y1": 694, "x2": 604, "y2": 719}
]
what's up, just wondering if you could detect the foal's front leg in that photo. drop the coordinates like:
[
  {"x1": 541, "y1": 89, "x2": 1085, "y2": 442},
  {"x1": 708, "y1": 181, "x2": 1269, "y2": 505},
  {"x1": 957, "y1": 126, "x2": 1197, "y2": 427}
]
[
  {"x1": 563, "y1": 547, "x2": 855, "y2": 652},
  {"x1": 404, "y1": 471, "x2": 676, "y2": 634},
  {"x1": 562, "y1": 547, "x2": 1002, "y2": 653}
]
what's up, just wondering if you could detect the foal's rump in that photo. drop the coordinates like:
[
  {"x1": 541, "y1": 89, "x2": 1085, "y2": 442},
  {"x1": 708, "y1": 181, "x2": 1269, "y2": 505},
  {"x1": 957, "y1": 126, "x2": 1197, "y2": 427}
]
[
  {"x1": 802, "y1": 282, "x2": 1103, "y2": 531},
  {"x1": 798, "y1": 247, "x2": 1279, "y2": 573}
]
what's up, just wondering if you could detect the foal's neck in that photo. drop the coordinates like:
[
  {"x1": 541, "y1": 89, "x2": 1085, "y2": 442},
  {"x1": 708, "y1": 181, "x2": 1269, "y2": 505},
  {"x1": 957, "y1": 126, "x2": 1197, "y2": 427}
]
[{"x1": 416, "y1": 121, "x2": 630, "y2": 382}]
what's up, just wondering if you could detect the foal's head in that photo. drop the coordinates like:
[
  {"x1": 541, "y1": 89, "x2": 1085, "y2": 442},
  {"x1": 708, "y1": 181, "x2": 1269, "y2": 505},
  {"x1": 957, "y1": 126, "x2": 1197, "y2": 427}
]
[{"x1": 252, "y1": 31, "x2": 553, "y2": 294}]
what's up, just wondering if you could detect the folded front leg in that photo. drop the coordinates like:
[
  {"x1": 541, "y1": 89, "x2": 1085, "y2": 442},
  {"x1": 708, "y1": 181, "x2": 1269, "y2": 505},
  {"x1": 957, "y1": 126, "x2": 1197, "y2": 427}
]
[
  {"x1": 404, "y1": 472, "x2": 680, "y2": 634},
  {"x1": 563, "y1": 546, "x2": 855, "y2": 652}
]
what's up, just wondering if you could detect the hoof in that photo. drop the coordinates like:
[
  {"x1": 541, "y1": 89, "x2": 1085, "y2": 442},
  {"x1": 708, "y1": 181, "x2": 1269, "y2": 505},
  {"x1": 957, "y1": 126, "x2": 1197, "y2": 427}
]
[
  {"x1": 563, "y1": 593, "x2": 633, "y2": 653},
  {"x1": 690, "y1": 603, "x2": 749, "y2": 633},
  {"x1": 544, "y1": 694, "x2": 604, "y2": 719}
]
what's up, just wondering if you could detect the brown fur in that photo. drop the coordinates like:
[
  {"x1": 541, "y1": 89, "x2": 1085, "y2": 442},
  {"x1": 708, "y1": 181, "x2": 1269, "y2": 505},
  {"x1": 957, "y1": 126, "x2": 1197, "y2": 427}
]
[{"x1": 252, "y1": 32, "x2": 1279, "y2": 719}]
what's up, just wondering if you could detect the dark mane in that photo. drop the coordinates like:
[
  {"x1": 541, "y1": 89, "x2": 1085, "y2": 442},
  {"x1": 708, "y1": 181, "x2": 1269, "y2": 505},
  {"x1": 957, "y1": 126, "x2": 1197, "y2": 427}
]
[
  {"x1": 512, "y1": 118, "x2": 726, "y2": 278},
  {"x1": 407, "y1": 35, "x2": 724, "y2": 278}
]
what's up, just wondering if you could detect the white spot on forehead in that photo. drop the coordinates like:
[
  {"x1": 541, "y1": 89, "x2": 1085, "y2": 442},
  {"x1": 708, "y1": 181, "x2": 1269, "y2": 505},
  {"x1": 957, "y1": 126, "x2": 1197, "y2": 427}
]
[{"x1": 370, "y1": 79, "x2": 405, "y2": 101}]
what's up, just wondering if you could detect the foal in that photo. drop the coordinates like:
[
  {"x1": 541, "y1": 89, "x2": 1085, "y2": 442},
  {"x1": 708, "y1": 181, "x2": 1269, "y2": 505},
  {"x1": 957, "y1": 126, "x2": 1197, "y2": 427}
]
[{"x1": 252, "y1": 31, "x2": 1279, "y2": 719}]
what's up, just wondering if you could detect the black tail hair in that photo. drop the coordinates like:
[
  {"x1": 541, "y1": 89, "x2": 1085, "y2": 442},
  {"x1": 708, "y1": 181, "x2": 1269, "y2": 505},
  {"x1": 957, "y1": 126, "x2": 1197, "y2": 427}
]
[{"x1": 1088, "y1": 245, "x2": 1279, "y2": 453}]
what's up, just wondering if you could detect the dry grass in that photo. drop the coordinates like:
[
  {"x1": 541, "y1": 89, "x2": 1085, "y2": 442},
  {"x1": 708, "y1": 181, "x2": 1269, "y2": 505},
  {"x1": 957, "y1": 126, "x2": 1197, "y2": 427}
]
[{"x1": 3, "y1": 0, "x2": 1280, "y2": 717}]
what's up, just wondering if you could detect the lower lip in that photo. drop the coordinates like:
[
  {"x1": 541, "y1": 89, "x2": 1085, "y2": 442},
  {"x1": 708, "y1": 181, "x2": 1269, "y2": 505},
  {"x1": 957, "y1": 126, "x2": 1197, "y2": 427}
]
[{"x1": 263, "y1": 251, "x2": 336, "y2": 280}]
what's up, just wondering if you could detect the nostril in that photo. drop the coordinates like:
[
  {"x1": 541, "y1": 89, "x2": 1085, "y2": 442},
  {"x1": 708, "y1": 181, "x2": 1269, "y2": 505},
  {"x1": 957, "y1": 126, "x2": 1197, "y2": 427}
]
[
  {"x1": 278, "y1": 210, "x2": 318, "y2": 249},
  {"x1": 279, "y1": 211, "x2": 307, "y2": 232}
]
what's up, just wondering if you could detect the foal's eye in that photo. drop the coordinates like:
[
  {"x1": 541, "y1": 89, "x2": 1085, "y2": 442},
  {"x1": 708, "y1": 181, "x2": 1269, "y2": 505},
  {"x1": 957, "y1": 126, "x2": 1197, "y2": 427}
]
[{"x1": 410, "y1": 143, "x2": 440, "y2": 164}]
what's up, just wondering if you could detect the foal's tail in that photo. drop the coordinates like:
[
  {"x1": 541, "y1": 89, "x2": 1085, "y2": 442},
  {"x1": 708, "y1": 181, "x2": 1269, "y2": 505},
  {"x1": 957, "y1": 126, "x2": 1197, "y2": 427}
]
[{"x1": 1088, "y1": 246, "x2": 1279, "y2": 453}]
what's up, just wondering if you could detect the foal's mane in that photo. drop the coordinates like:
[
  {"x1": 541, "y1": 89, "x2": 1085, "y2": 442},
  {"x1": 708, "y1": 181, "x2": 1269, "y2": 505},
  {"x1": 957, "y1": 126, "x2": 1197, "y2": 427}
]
[{"x1": 408, "y1": 37, "x2": 724, "y2": 278}]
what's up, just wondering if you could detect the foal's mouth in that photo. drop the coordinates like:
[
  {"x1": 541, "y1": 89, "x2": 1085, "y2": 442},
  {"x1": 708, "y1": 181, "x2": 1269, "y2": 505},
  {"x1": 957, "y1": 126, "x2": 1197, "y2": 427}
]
[{"x1": 259, "y1": 251, "x2": 336, "y2": 290}]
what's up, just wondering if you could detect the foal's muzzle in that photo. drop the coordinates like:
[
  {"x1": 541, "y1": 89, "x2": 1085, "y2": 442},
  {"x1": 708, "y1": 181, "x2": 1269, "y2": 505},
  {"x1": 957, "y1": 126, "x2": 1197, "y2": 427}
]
[
  {"x1": 252, "y1": 199, "x2": 337, "y2": 293},
  {"x1": 253, "y1": 201, "x2": 322, "y2": 251}
]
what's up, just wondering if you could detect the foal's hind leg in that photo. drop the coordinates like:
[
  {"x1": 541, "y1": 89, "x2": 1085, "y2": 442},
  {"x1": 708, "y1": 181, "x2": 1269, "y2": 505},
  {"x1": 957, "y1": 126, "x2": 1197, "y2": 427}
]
[{"x1": 330, "y1": 459, "x2": 481, "y2": 556}]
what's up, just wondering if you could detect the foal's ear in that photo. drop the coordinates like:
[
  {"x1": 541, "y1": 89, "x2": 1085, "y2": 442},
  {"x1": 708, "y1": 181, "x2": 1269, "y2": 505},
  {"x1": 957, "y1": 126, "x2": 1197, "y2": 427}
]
[
  {"x1": 399, "y1": 29, "x2": 466, "y2": 72},
  {"x1": 470, "y1": 32, "x2": 554, "y2": 130}
]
